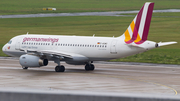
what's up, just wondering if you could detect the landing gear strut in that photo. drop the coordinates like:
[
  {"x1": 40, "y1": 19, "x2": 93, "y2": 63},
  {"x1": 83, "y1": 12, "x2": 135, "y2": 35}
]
[
  {"x1": 85, "y1": 64, "x2": 95, "y2": 71},
  {"x1": 54, "y1": 58, "x2": 65, "y2": 72}
]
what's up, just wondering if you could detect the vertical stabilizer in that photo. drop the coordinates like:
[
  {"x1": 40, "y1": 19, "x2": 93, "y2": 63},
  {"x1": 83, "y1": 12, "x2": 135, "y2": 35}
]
[{"x1": 124, "y1": 2, "x2": 154, "y2": 44}]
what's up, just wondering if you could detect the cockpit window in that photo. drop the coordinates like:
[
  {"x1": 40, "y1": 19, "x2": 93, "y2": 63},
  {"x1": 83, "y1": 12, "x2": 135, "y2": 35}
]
[{"x1": 8, "y1": 40, "x2": 12, "y2": 44}]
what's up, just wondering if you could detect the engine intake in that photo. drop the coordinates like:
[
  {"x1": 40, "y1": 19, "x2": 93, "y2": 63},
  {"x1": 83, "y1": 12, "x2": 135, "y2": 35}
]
[{"x1": 19, "y1": 54, "x2": 48, "y2": 67}]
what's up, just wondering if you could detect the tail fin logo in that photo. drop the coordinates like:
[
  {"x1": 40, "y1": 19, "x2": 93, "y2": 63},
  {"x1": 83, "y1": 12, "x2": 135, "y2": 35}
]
[{"x1": 124, "y1": 2, "x2": 154, "y2": 44}]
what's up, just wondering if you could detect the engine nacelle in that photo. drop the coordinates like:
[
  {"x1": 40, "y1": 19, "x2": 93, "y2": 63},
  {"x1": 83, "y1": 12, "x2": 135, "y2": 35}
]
[{"x1": 19, "y1": 54, "x2": 48, "y2": 67}]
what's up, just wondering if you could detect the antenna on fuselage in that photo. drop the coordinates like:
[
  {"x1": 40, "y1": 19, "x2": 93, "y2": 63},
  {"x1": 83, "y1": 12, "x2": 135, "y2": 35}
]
[
  {"x1": 93, "y1": 34, "x2": 95, "y2": 37},
  {"x1": 27, "y1": 32, "x2": 29, "y2": 35}
]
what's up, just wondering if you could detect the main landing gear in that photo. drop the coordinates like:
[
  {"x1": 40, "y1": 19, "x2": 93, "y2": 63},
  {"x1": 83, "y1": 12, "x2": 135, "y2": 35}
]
[
  {"x1": 54, "y1": 59, "x2": 95, "y2": 72},
  {"x1": 55, "y1": 65, "x2": 65, "y2": 72},
  {"x1": 54, "y1": 59, "x2": 65, "y2": 72},
  {"x1": 85, "y1": 63, "x2": 95, "y2": 71}
]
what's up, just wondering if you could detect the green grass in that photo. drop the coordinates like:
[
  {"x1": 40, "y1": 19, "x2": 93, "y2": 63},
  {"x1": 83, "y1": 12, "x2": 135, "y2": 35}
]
[{"x1": 1, "y1": 0, "x2": 180, "y2": 15}]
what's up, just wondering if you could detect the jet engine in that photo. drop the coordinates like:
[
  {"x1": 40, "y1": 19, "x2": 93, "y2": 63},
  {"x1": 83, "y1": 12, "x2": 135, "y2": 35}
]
[{"x1": 19, "y1": 54, "x2": 48, "y2": 67}]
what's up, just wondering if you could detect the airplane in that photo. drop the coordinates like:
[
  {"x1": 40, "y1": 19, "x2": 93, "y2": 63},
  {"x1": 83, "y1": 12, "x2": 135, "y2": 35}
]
[{"x1": 2, "y1": 2, "x2": 177, "y2": 72}]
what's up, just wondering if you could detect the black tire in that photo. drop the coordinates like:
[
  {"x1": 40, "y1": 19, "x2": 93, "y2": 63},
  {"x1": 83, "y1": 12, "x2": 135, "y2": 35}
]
[
  {"x1": 85, "y1": 64, "x2": 90, "y2": 71},
  {"x1": 22, "y1": 67, "x2": 28, "y2": 69},
  {"x1": 90, "y1": 64, "x2": 95, "y2": 70},
  {"x1": 85, "y1": 64, "x2": 95, "y2": 71},
  {"x1": 55, "y1": 65, "x2": 65, "y2": 72}
]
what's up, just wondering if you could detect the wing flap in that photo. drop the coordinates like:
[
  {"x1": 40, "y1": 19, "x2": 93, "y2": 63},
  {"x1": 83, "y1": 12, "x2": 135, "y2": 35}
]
[{"x1": 20, "y1": 48, "x2": 73, "y2": 58}]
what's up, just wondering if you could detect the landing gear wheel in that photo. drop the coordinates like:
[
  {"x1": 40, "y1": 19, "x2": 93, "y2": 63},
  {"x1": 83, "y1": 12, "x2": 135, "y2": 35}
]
[
  {"x1": 85, "y1": 64, "x2": 95, "y2": 71},
  {"x1": 22, "y1": 67, "x2": 28, "y2": 69},
  {"x1": 55, "y1": 65, "x2": 65, "y2": 72}
]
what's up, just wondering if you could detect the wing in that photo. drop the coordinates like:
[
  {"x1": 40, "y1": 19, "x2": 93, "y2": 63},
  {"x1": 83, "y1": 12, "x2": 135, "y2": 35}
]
[{"x1": 20, "y1": 48, "x2": 89, "y2": 62}]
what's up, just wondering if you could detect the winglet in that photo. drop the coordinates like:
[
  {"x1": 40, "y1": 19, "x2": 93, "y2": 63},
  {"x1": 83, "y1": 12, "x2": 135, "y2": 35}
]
[{"x1": 124, "y1": 2, "x2": 154, "y2": 44}]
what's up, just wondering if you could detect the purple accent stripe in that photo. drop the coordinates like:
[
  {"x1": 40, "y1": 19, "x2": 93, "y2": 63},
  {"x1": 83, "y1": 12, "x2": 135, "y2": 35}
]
[
  {"x1": 142, "y1": 3, "x2": 154, "y2": 41},
  {"x1": 135, "y1": 40, "x2": 145, "y2": 45},
  {"x1": 132, "y1": 5, "x2": 144, "y2": 41},
  {"x1": 135, "y1": 3, "x2": 154, "y2": 44},
  {"x1": 125, "y1": 39, "x2": 134, "y2": 44},
  {"x1": 125, "y1": 4, "x2": 144, "y2": 44}
]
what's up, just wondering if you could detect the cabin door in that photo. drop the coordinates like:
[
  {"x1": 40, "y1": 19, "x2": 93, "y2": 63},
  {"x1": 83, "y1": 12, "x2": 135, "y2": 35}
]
[
  {"x1": 15, "y1": 37, "x2": 21, "y2": 50},
  {"x1": 110, "y1": 40, "x2": 117, "y2": 54}
]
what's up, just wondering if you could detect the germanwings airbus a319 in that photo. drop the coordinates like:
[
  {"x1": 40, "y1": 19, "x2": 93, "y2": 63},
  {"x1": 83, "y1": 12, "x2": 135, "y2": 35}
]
[{"x1": 2, "y1": 2, "x2": 177, "y2": 72}]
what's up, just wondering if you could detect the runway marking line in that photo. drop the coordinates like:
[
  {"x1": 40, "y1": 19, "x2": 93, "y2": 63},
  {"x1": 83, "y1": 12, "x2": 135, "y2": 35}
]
[{"x1": 85, "y1": 73, "x2": 178, "y2": 95}]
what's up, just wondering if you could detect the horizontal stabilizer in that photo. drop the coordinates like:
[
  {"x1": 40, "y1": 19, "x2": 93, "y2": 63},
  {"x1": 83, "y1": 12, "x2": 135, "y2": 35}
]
[{"x1": 158, "y1": 42, "x2": 177, "y2": 47}]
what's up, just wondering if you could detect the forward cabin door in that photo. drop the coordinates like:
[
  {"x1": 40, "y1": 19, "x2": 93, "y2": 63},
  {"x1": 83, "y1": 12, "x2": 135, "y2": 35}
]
[
  {"x1": 110, "y1": 40, "x2": 117, "y2": 54},
  {"x1": 15, "y1": 37, "x2": 21, "y2": 50}
]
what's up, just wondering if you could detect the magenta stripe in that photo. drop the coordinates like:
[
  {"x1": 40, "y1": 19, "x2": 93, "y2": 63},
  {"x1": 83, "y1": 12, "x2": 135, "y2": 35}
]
[
  {"x1": 132, "y1": 5, "x2": 144, "y2": 41},
  {"x1": 135, "y1": 40, "x2": 145, "y2": 44},
  {"x1": 142, "y1": 3, "x2": 154, "y2": 41},
  {"x1": 126, "y1": 4, "x2": 144, "y2": 44},
  {"x1": 125, "y1": 5, "x2": 144, "y2": 44}
]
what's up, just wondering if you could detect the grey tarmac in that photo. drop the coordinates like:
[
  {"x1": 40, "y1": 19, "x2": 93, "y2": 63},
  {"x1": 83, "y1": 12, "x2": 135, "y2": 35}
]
[{"x1": 0, "y1": 58, "x2": 180, "y2": 96}]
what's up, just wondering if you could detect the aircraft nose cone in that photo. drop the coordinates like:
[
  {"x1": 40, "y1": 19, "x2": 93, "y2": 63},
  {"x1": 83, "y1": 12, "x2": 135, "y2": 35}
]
[{"x1": 2, "y1": 44, "x2": 7, "y2": 53}]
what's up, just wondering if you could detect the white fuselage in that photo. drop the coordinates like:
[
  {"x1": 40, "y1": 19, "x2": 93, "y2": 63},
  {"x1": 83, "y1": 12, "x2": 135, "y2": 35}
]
[{"x1": 2, "y1": 34, "x2": 157, "y2": 62}]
